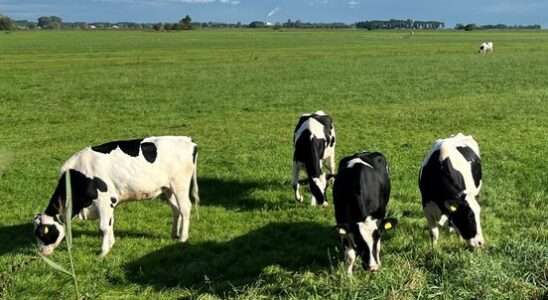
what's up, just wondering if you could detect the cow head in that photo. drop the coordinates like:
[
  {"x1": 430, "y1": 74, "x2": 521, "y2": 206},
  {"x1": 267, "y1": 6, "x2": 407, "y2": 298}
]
[
  {"x1": 338, "y1": 217, "x2": 398, "y2": 272},
  {"x1": 444, "y1": 195, "x2": 484, "y2": 247},
  {"x1": 33, "y1": 214, "x2": 65, "y2": 256}
]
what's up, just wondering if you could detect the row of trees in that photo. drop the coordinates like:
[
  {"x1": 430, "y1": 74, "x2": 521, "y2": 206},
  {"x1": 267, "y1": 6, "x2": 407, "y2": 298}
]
[
  {"x1": 152, "y1": 15, "x2": 193, "y2": 31},
  {"x1": 455, "y1": 23, "x2": 541, "y2": 31},
  {"x1": 1, "y1": 13, "x2": 543, "y2": 31},
  {"x1": 356, "y1": 19, "x2": 445, "y2": 30}
]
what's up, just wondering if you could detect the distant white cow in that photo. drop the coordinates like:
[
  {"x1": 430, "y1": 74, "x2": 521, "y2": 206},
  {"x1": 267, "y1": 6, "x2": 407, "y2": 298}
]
[
  {"x1": 479, "y1": 42, "x2": 493, "y2": 54},
  {"x1": 34, "y1": 136, "x2": 199, "y2": 256}
]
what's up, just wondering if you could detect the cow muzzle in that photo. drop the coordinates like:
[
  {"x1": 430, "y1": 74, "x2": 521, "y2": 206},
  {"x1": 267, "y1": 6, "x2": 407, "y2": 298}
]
[
  {"x1": 468, "y1": 236, "x2": 484, "y2": 248},
  {"x1": 39, "y1": 246, "x2": 54, "y2": 256}
]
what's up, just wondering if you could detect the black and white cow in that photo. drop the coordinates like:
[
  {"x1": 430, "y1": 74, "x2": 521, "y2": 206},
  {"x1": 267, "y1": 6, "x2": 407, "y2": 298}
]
[
  {"x1": 292, "y1": 111, "x2": 336, "y2": 207},
  {"x1": 479, "y1": 42, "x2": 493, "y2": 54},
  {"x1": 419, "y1": 133, "x2": 484, "y2": 247},
  {"x1": 34, "y1": 136, "x2": 199, "y2": 256},
  {"x1": 333, "y1": 151, "x2": 398, "y2": 275}
]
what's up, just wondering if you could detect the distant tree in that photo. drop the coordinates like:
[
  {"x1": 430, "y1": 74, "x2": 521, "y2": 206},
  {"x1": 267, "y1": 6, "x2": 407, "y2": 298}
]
[
  {"x1": 248, "y1": 21, "x2": 265, "y2": 28},
  {"x1": 236, "y1": 21, "x2": 242, "y2": 28},
  {"x1": 179, "y1": 15, "x2": 192, "y2": 30},
  {"x1": 0, "y1": 14, "x2": 15, "y2": 30},
  {"x1": 37, "y1": 16, "x2": 62, "y2": 29},
  {"x1": 28, "y1": 23, "x2": 36, "y2": 29},
  {"x1": 163, "y1": 23, "x2": 172, "y2": 31},
  {"x1": 78, "y1": 22, "x2": 88, "y2": 30},
  {"x1": 464, "y1": 23, "x2": 476, "y2": 31},
  {"x1": 152, "y1": 22, "x2": 163, "y2": 31}
]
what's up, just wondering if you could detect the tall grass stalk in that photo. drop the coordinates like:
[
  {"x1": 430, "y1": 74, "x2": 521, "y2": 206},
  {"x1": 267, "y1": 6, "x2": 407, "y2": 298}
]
[{"x1": 39, "y1": 171, "x2": 81, "y2": 299}]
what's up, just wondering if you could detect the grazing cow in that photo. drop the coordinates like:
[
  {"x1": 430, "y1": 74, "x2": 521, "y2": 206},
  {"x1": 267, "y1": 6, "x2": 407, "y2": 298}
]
[
  {"x1": 419, "y1": 133, "x2": 484, "y2": 247},
  {"x1": 333, "y1": 151, "x2": 398, "y2": 275},
  {"x1": 292, "y1": 111, "x2": 336, "y2": 207},
  {"x1": 34, "y1": 136, "x2": 199, "y2": 256},
  {"x1": 479, "y1": 42, "x2": 493, "y2": 54}
]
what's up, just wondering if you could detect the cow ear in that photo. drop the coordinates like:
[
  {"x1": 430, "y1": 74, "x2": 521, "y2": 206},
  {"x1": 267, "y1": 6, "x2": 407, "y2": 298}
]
[
  {"x1": 444, "y1": 193, "x2": 467, "y2": 213},
  {"x1": 33, "y1": 214, "x2": 42, "y2": 226},
  {"x1": 444, "y1": 199, "x2": 459, "y2": 213},
  {"x1": 379, "y1": 218, "x2": 398, "y2": 234}
]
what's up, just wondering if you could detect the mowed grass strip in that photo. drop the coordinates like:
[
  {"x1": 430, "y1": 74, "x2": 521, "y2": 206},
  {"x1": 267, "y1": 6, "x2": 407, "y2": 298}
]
[{"x1": 0, "y1": 30, "x2": 546, "y2": 299}]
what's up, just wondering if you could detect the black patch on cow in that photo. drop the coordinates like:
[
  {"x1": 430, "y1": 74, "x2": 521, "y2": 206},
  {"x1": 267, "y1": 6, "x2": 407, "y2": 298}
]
[
  {"x1": 111, "y1": 197, "x2": 117, "y2": 204},
  {"x1": 480, "y1": 45, "x2": 484, "y2": 50},
  {"x1": 294, "y1": 131, "x2": 327, "y2": 204},
  {"x1": 449, "y1": 202, "x2": 477, "y2": 239},
  {"x1": 45, "y1": 169, "x2": 105, "y2": 217},
  {"x1": 419, "y1": 151, "x2": 466, "y2": 209},
  {"x1": 35, "y1": 224, "x2": 60, "y2": 246},
  {"x1": 94, "y1": 177, "x2": 108, "y2": 192},
  {"x1": 109, "y1": 218, "x2": 112, "y2": 226},
  {"x1": 140, "y1": 142, "x2": 157, "y2": 163},
  {"x1": 333, "y1": 152, "x2": 391, "y2": 223},
  {"x1": 456, "y1": 146, "x2": 482, "y2": 188},
  {"x1": 91, "y1": 139, "x2": 143, "y2": 157}
]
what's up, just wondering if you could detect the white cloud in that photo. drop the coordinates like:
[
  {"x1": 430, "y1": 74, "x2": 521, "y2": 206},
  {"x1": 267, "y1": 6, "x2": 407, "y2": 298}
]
[
  {"x1": 349, "y1": 0, "x2": 359, "y2": 8},
  {"x1": 267, "y1": 7, "x2": 280, "y2": 17},
  {"x1": 220, "y1": 0, "x2": 240, "y2": 4}
]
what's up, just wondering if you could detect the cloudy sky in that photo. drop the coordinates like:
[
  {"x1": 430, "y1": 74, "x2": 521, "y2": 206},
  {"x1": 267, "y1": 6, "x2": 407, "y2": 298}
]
[{"x1": 1, "y1": 0, "x2": 546, "y2": 27}]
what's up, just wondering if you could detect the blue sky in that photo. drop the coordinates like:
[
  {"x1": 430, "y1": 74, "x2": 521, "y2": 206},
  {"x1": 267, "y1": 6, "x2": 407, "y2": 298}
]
[{"x1": 1, "y1": 0, "x2": 546, "y2": 27}]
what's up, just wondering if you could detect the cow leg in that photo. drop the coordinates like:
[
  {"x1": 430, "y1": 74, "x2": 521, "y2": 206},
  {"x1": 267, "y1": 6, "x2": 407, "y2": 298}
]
[
  {"x1": 173, "y1": 186, "x2": 192, "y2": 243},
  {"x1": 292, "y1": 161, "x2": 303, "y2": 202},
  {"x1": 98, "y1": 200, "x2": 115, "y2": 256},
  {"x1": 166, "y1": 191, "x2": 181, "y2": 239},
  {"x1": 326, "y1": 154, "x2": 336, "y2": 182},
  {"x1": 424, "y1": 201, "x2": 442, "y2": 246},
  {"x1": 345, "y1": 248, "x2": 357, "y2": 276}
]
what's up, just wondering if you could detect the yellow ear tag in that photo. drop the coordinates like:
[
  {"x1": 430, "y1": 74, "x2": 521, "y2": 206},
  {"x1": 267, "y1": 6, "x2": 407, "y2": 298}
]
[
  {"x1": 384, "y1": 222, "x2": 392, "y2": 230},
  {"x1": 450, "y1": 205, "x2": 457, "y2": 212},
  {"x1": 338, "y1": 228, "x2": 347, "y2": 235},
  {"x1": 44, "y1": 227, "x2": 49, "y2": 234}
]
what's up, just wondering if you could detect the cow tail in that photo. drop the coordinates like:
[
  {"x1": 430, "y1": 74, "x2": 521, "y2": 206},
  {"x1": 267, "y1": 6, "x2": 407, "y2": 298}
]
[{"x1": 190, "y1": 147, "x2": 200, "y2": 219}]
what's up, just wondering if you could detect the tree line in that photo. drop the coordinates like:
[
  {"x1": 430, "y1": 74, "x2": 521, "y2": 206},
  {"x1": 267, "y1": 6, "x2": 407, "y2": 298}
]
[
  {"x1": 455, "y1": 23, "x2": 541, "y2": 31},
  {"x1": 0, "y1": 13, "x2": 543, "y2": 31},
  {"x1": 356, "y1": 19, "x2": 445, "y2": 30}
]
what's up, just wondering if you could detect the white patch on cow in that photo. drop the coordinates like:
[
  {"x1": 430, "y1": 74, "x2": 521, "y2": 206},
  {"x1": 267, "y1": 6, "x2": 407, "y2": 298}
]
[
  {"x1": 345, "y1": 248, "x2": 357, "y2": 276},
  {"x1": 294, "y1": 117, "x2": 326, "y2": 142},
  {"x1": 357, "y1": 217, "x2": 380, "y2": 270},
  {"x1": 346, "y1": 158, "x2": 373, "y2": 169}
]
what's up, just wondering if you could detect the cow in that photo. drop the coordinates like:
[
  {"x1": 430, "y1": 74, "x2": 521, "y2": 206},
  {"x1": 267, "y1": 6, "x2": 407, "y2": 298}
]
[
  {"x1": 333, "y1": 151, "x2": 398, "y2": 275},
  {"x1": 33, "y1": 136, "x2": 199, "y2": 256},
  {"x1": 479, "y1": 42, "x2": 493, "y2": 54},
  {"x1": 419, "y1": 133, "x2": 484, "y2": 248},
  {"x1": 292, "y1": 111, "x2": 336, "y2": 207}
]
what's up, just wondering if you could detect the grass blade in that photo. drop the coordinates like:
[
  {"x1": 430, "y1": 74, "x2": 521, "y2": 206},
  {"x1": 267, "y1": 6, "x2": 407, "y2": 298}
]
[
  {"x1": 65, "y1": 171, "x2": 73, "y2": 248},
  {"x1": 39, "y1": 253, "x2": 72, "y2": 276}
]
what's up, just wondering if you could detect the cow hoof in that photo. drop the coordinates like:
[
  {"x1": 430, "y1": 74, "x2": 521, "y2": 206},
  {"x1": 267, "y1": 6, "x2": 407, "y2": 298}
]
[{"x1": 321, "y1": 202, "x2": 329, "y2": 208}]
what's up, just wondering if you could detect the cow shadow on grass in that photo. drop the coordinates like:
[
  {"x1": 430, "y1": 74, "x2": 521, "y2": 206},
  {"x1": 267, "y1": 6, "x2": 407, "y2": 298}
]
[
  {"x1": 198, "y1": 177, "x2": 290, "y2": 211},
  {"x1": 124, "y1": 221, "x2": 338, "y2": 294},
  {"x1": 0, "y1": 223, "x2": 35, "y2": 256}
]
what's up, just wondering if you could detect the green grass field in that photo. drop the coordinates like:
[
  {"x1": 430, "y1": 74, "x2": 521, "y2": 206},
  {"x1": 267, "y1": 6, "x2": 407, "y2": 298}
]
[{"x1": 0, "y1": 29, "x2": 547, "y2": 299}]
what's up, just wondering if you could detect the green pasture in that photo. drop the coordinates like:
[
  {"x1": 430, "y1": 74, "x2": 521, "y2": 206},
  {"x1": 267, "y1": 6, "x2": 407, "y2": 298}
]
[{"x1": 0, "y1": 29, "x2": 547, "y2": 299}]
